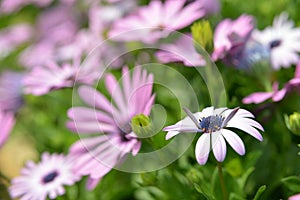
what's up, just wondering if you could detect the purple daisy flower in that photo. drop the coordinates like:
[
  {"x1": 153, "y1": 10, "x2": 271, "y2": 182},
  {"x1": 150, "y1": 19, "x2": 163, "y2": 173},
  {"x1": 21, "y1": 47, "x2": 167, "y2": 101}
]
[
  {"x1": 252, "y1": 12, "x2": 300, "y2": 70},
  {"x1": 9, "y1": 152, "x2": 80, "y2": 200},
  {"x1": 163, "y1": 106, "x2": 264, "y2": 165},
  {"x1": 67, "y1": 66, "x2": 155, "y2": 189},
  {"x1": 109, "y1": 0, "x2": 205, "y2": 43},
  {"x1": 212, "y1": 15, "x2": 255, "y2": 61},
  {"x1": 23, "y1": 53, "x2": 102, "y2": 96}
]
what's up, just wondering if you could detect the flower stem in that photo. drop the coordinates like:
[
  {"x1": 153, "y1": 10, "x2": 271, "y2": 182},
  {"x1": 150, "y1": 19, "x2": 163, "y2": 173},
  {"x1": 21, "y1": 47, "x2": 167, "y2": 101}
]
[{"x1": 217, "y1": 162, "x2": 228, "y2": 200}]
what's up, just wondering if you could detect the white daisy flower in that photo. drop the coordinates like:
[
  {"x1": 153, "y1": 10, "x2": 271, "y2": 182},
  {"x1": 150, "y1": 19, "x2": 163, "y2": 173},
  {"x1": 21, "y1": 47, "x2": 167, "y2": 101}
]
[
  {"x1": 252, "y1": 12, "x2": 300, "y2": 70},
  {"x1": 163, "y1": 107, "x2": 264, "y2": 165}
]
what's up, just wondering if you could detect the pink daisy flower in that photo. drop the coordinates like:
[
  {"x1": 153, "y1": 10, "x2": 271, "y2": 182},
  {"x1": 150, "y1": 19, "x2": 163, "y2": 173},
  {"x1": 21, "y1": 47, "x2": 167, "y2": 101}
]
[
  {"x1": 155, "y1": 34, "x2": 205, "y2": 67},
  {"x1": 252, "y1": 12, "x2": 300, "y2": 70},
  {"x1": 23, "y1": 53, "x2": 102, "y2": 96},
  {"x1": 109, "y1": 0, "x2": 205, "y2": 43},
  {"x1": 243, "y1": 61, "x2": 300, "y2": 104},
  {"x1": 67, "y1": 66, "x2": 155, "y2": 189},
  {"x1": 163, "y1": 106, "x2": 263, "y2": 165},
  {"x1": 212, "y1": 15, "x2": 255, "y2": 61},
  {"x1": 9, "y1": 152, "x2": 80, "y2": 200},
  {"x1": 0, "y1": 111, "x2": 15, "y2": 147}
]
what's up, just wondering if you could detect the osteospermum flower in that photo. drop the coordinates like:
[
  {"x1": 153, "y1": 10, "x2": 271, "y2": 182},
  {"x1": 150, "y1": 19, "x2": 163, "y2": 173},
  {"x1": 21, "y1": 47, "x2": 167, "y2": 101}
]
[
  {"x1": 109, "y1": 0, "x2": 205, "y2": 43},
  {"x1": 67, "y1": 66, "x2": 155, "y2": 189},
  {"x1": 9, "y1": 152, "x2": 80, "y2": 200},
  {"x1": 23, "y1": 53, "x2": 102, "y2": 96},
  {"x1": 163, "y1": 106, "x2": 263, "y2": 165},
  {"x1": 212, "y1": 15, "x2": 255, "y2": 61},
  {"x1": 252, "y1": 12, "x2": 300, "y2": 70}
]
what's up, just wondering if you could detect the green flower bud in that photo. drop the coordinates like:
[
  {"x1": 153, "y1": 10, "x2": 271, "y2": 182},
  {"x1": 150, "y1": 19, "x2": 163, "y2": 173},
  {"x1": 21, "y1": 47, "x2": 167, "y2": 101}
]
[
  {"x1": 191, "y1": 20, "x2": 213, "y2": 54},
  {"x1": 131, "y1": 114, "x2": 153, "y2": 138},
  {"x1": 284, "y1": 112, "x2": 300, "y2": 136}
]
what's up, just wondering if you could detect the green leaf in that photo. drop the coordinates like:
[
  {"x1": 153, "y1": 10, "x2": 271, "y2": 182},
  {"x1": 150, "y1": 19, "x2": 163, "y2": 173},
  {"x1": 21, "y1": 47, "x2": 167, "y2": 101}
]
[
  {"x1": 253, "y1": 185, "x2": 267, "y2": 200},
  {"x1": 225, "y1": 158, "x2": 243, "y2": 177},
  {"x1": 282, "y1": 176, "x2": 300, "y2": 192}
]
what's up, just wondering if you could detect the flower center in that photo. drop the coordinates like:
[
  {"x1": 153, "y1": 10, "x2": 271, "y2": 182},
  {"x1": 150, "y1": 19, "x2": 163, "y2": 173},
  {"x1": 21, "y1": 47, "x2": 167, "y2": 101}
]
[
  {"x1": 199, "y1": 115, "x2": 224, "y2": 133},
  {"x1": 41, "y1": 170, "x2": 59, "y2": 184},
  {"x1": 269, "y1": 39, "x2": 282, "y2": 49}
]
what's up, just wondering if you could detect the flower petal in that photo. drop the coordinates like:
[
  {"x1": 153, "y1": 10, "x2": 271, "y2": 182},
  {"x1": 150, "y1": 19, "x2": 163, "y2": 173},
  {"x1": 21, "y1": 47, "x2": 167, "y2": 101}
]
[
  {"x1": 211, "y1": 131, "x2": 227, "y2": 162},
  {"x1": 195, "y1": 133, "x2": 211, "y2": 165},
  {"x1": 221, "y1": 129, "x2": 245, "y2": 155}
]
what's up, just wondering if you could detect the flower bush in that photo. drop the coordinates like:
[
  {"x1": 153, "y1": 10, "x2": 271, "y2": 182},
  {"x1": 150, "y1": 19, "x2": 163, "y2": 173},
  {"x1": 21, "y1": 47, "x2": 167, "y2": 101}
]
[{"x1": 0, "y1": 0, "x2": 300, "y2": 199}]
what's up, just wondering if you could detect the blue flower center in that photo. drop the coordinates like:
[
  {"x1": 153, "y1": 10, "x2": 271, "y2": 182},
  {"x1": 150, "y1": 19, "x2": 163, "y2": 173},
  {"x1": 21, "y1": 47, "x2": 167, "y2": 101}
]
[
  {"x1": 199, "y1": 115, "x2": 224, "y2": 133},
  {"x1": 42, "y1": 171, "x2": 59, "y2": 184},
  {"x1": 269, "y1": 39, "x2": 281, "y2": 49}
]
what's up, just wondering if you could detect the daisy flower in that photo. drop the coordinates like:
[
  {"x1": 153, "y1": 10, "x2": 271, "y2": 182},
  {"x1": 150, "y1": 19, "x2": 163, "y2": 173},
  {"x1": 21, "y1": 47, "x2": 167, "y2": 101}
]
[
  {"x1": 67, "y1": 66, "x2": 155, "y2": 189},
  {"x1": 252, "y1": 12, "x2": 300, "y2": 70},
  {"x1": 109, "y1": 0, "x2": 205, "y2": 43},
  {"x1": 212, "y1": 14, "x2": 255, "y2": 61},
  {"x1": 9, "y1": 152, "x2": 80, "y2": 200},
  {"x1": 155, "y1": 34, "x2": 205, "y2": 67},
  {"x1": 163, "y1": 106, "x2": 264, "y2": 165},
  {"x1": 23, "y1": 53, "x2": 102, "y2": 96}
]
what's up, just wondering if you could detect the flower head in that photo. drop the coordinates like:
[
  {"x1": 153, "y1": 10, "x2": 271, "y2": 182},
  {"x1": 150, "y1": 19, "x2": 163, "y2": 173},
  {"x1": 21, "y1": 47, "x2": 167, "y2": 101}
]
[
  {"x1": 163, "y1": 106, "x2": 263, "y2": 165},
  {"x1": 212, "y1": 15, "x2": 255, "y2": 61},
  {"x1": 9, "y1": 152, "x2": 80, "y2": 200},
  {"x1": 252, "y1": 12, "x2": 300, "y2": 70},
  {"x1": 23, "y1": 53, "x2": 102, "y2": 96},
  {"x1": 67, "y1": 66, "x2": 155, "y2": 189},
  {"x1": 109, "y1": 0, "x2": 205, "y2": 43}
]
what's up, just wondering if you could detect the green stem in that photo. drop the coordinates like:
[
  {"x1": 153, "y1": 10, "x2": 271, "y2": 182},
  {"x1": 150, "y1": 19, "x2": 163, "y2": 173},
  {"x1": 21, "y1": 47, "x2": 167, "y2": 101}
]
[{"x1": 217, "y1": 162, "x2": 228, "y2": 200}]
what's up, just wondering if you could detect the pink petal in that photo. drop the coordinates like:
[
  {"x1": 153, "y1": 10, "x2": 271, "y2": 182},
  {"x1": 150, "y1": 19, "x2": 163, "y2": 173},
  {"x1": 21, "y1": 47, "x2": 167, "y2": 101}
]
[
  {"x1": 78, "y1": 86, "x2": 113, "y2": 113},
  {"x1": 86, "y1": 177, "x2": 101, "y2": 190},
  {"x1": 242, "y1": 92, "x2": 273, "y2": 104}
]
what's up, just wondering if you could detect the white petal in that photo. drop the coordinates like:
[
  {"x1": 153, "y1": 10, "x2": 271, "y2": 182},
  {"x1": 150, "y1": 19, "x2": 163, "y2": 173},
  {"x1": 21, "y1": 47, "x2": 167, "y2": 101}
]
[
  {"x1": 211, "y1": 131, "x2": 227, "y2": 162},
  {"x1": 227, "y1": 123, "x2": 263, "y2": 141},
  {"x1": 165, "y1": 130, "x2": 180, "y2": 140},
  {"x1": 228, "y1": 117, "x2": 264, "y2": 131},
  {"x1": 195, "y1": 133, "x2": 211, "y2": 165},
  {"x1": 221, "y1": 129, "x2": 245, "y2": 155}
]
